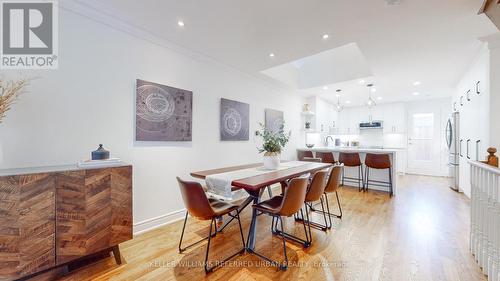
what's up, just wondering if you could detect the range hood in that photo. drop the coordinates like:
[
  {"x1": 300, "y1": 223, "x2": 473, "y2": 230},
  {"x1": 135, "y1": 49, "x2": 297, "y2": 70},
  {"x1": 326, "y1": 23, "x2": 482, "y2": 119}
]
[{"x1": 359, "y1": 121, "x2": 383, "y2": 130}]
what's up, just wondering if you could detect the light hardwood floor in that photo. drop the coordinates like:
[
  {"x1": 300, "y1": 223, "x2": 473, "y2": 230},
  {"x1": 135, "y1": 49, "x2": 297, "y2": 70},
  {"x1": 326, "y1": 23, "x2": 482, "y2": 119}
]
[{"x1": 60, "y1": 175, "x2": 486, "y2": 281}]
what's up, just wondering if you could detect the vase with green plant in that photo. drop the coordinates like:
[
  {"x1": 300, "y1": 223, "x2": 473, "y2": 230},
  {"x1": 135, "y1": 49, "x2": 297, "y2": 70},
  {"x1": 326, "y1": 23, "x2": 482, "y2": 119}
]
[{"x1": 256, "y1": 123, "x2": 291, "y2": 170}]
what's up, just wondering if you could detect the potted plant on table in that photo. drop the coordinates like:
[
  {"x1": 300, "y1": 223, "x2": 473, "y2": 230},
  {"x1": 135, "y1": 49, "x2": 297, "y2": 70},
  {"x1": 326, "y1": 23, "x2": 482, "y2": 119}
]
[{"x1": 256, "y1": 123, "x2": 291, "y2": 170}]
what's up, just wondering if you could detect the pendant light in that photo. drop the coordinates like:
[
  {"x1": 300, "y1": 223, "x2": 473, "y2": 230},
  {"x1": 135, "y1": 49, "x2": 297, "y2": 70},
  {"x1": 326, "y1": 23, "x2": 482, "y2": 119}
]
[
  {"x1": 335, "y1": 89, "x2": 344, "y2": 112},
  {"x1": 365, "y1": 83, "x2": 376, "y2": 108}
]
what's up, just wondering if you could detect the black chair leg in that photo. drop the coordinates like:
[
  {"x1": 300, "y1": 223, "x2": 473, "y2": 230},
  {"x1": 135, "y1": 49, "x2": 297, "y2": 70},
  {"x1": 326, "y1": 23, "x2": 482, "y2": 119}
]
[
  {"x1": 278, "y1": 216, "x2": 288, "y2": 271},
  {"x1": 204, "y1": 212, "x2": 246, "y2": 273},
  {"x1": 342, "y1": 168, "x2": 345, "y2": 186},
  {"x1": 249, "y1": 215, "x2": 289, "y2": 271},
  {"x1": 204, "y1": 219, "x2": 215, "y2": 273},
  {"x1": 179, "y1": 212, "x2": 217, "y2": 253},
  {"x1": 366, "y1": 167, "x2": 370, "y2": 192},
  {"x1": 273, "y1": 213, "x2": 311, "y2": 247},
  {"x1": 389, "y1": 167, "x2": 393, "y2": 197},
  {"x1": 358, "y1": 166, "x2": 362, "y2": 192},
  {"x1": 309, "y1": 193, "x2": 342, "y2": 220}
]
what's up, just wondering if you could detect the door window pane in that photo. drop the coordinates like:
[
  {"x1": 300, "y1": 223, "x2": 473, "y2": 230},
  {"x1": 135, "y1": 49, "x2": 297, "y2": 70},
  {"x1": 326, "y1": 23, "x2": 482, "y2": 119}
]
[{"x1": 411, "y1": 113, "x2": 434, "y2": 161}]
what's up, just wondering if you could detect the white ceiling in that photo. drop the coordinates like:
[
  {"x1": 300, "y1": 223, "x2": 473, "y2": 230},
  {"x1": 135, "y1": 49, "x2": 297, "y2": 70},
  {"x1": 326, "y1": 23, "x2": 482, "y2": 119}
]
[{"x1": 79, "y1": 0, "x2": 498, "y2": 106}]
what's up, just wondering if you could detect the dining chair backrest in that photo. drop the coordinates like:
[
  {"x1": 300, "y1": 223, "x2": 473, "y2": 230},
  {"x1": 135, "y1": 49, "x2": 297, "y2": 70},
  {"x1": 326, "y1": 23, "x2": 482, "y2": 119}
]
[
  {"x1": 324, "y1": 165, "x2": 342, "y2": 193},
  {"x1": 297, "y1": 150, "x2": 314, "y2": 161},
  {"x1": 316, "y1": 151, "x2": 335, "y2": 164},
  {"x1": 177, "y1": 177, "x2": 214, "y2": 220},
  {"x1": 339, "y1": 152, "x2": 361, "y2": 167},
  {"x1": 278, "y1": 177, "x2": 309, "y2": 217},
  {"x1": 365, "y1": 153, "x2": 391, "y2": 169},
  {"x1": 305, "y1": 170, "x2": 328, "y2": 202}
]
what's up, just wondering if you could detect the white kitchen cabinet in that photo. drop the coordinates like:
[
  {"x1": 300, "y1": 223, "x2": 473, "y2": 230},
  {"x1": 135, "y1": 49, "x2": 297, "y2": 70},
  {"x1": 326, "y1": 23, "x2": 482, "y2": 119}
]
[
  {"x1": 383, "y1": 103, "x2": 406, "y2": 134},
  {"x1": 396, "y1": 149, "x2": 407, "y2": 174},
  {"x1": 454, "y1": 48, "x2": 490, "y2": 197},
  {"x1": 347, "y1": 107, "x2": 360, "y2": 135}
]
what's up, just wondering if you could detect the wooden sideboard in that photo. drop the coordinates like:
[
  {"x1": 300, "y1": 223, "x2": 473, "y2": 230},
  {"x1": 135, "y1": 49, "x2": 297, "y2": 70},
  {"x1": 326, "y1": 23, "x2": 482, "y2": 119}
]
[{"x1": 0, "y1": 165, "x2": 132, "y2": 281}]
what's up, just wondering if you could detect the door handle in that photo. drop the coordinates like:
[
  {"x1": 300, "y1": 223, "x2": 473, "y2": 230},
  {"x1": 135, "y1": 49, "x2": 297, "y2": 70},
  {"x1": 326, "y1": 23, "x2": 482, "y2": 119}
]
[
  {"x1": 476, "y1": 140, "x2": 481, "y2": 161},
  {"x1": 460, "y1": 139, "x2": 463, "y2": 157},
  {"x1": 466, "y1": 139, "x2": 471, "y2": 159}
]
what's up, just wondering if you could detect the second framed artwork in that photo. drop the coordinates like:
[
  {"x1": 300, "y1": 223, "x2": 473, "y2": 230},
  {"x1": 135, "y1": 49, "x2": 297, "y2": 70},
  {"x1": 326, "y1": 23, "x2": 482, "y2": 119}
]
[{"x1": 220, "y1": 98, "x2": 250, "y2": 141}]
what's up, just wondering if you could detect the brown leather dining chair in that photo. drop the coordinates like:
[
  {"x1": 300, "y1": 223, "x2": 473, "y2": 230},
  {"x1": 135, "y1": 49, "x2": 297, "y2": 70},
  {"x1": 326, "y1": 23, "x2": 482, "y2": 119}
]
[
  {"x1": 177, "y1": 177, "x2": 246, "y2": 273},
  {"x1": 339, "y1": 152, "x2": 364, "y2": 191},
  {"x1": 310, "y1": 165, "x2": 343, "y2": 229},
  {"x1": 249, "y1": 177, "x2": 309, "y2": 271},
  {"x1": 315, "y1": 151, "x2": 336, "y2": 164},
  {"x1": 294, "y1": 170, "x2": 329, "y2": 234},
  {"x1": 364, "y1": 153, "x2": 393, "y2": 197},
  {"x1": 297, "y1": 150, "x2": 314, "y2": 161}
]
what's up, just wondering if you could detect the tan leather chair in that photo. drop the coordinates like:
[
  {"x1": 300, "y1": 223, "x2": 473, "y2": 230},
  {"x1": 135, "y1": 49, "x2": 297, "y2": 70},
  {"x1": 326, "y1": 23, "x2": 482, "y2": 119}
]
[
  {"x1": 310, "y1": 165, "x2": 343, "y2": 229},
  {"x1": 339, "y1": 152, "x2": 364, "y2": 191},
  {"x1": 315, "y1": 151, "x2": 336, "y2": 164},
  {"x1": 294, "y1": 170, "x2": 329, "y2": 236},
  {"x1": 364, "y1": 153, "x2": 393, "y2": 196},
  {"x1": 177, "y1": 177, "x2": 245, "y2": 273},
  {"x1": 297, "y1": 150, "x2": 313, "y2": 161},
  {"x1": 249, "y1": 177, "x2": 309, "y2": 271}
]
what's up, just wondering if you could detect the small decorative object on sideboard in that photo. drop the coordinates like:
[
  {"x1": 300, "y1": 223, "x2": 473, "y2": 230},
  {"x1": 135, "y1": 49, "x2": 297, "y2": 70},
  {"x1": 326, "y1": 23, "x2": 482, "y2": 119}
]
[
  {"x1": 306, "y1": 144, "x2": 315, "y2": 148},
  {"x1": 256, "y1": 122, "x2": 290, "y2": 170},
  {"x1": 305, "y1": 121, "x2": 311, "y2": 129},
  {"x1": 92, "y1": 144, "x2": 110, "y2": 160},
  {"x1": 481, "y1": 147, "x2": 498, "y2": 167}
]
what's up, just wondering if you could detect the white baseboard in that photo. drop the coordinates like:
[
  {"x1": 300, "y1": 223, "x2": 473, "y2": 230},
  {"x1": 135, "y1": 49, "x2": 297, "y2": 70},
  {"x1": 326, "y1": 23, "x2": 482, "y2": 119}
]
[{"x1": 133, "y1": 209, "x2": 186, "y2": 236}]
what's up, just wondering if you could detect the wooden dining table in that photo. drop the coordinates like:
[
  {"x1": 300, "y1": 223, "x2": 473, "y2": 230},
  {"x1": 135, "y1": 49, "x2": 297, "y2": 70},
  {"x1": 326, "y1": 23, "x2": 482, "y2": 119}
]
[{"x1": 191, "y1": 161, "x2": 332, "y2": 251}]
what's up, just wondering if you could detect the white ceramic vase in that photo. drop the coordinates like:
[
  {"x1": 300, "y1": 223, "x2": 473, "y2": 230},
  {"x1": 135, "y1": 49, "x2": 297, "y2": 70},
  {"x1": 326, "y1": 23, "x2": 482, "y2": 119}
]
[{"x1": 263, "y1": 152, "x2": 280, "y2": 170}]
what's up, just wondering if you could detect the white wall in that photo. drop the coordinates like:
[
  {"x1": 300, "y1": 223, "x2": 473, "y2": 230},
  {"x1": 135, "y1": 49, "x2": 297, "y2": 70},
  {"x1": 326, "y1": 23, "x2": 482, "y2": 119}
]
[{"x1": 0, "y1": 8, "x2": 303, "y2": 233}]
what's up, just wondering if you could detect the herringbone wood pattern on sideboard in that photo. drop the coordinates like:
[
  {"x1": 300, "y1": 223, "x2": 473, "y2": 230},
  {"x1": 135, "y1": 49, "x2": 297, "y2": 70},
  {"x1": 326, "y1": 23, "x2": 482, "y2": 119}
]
[
  {"x1": 56, "y1": 166, "x2": 133, "y2": 265},
  {"x1": 0, "y1": 166, "x2": 132, "y2": 281},
  {"x1": 0, "y1": 173, "x2": 56, "y2": 280}
]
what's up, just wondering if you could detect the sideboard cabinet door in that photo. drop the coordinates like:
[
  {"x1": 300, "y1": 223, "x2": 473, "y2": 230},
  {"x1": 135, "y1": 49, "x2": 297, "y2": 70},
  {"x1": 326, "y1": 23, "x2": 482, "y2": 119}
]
[
  {"x1": 56, "y1": 166, "x2": 132, "y2": 265},
  {"x1": 0, "y1": 174, "x2": 56, "y2": 280}
]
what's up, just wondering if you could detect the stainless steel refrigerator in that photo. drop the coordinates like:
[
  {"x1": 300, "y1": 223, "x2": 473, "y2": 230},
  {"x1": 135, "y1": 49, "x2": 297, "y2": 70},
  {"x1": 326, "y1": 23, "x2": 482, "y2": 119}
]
[{"x1": 446, "y1": 112, "x2": 460, "y2": 191}]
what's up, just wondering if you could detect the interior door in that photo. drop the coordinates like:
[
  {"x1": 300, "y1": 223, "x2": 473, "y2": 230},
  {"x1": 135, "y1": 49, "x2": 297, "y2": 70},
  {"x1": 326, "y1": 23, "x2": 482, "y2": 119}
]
[{"x1": 407, "y1": 111, "x2": 438, "y2": 173}]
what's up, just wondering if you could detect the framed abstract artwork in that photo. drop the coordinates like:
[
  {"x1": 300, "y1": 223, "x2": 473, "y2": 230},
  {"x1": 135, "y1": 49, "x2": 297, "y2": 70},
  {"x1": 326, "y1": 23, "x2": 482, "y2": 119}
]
[
  {"x1": 220, "y1": 98, "x2": 249, "y2": 141},
  {"x1": 136, "y1": 79, "x2": 192, "y2": 141},
  {"x1": 265, "y1": 109, "x2": 284, "y2": 134}
]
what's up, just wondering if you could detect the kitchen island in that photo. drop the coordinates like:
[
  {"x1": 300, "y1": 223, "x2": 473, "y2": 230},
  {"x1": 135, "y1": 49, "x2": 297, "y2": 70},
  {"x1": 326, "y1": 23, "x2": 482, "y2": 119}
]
[{"x1": 298, "y1": 147, "x2": 399, "y2": 195}]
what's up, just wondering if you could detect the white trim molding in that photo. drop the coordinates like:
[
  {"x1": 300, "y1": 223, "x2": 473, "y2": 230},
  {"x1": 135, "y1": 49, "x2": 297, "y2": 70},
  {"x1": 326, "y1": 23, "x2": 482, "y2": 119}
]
[{"x1": 133, "y1": 209, "x2": 186, "y2": 236}]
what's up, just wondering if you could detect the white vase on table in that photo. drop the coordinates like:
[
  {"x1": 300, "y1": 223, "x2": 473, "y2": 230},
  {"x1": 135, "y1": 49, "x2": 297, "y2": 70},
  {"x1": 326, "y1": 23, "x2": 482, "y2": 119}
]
[{"x1": 263, "y1": 152, "x2": 280, "y2": 170}]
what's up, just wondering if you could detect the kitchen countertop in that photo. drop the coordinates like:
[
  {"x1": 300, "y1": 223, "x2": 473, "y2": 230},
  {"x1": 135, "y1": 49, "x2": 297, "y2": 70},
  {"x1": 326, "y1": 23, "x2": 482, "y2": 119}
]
[{"x1": 298, "y1": 147, "x2": 402, "y2": 153}]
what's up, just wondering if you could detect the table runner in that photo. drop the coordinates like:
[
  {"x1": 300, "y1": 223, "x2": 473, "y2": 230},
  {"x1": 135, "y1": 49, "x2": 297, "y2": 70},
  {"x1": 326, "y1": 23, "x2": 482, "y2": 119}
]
[{"x1": 205, "y1": 161, "x2": 308, "y2": 200}]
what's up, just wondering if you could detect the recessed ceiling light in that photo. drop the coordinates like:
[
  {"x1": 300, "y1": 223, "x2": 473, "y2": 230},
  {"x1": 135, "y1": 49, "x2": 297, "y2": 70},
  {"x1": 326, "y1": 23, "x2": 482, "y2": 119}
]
[
  {"x1": 269, "y1": 53, "x2": 275, "y2": 58},
  {"x1": 377, "y1": 97, "x2": 383, "y2": 100},
  {"x1": 413, "y1": 92, "x2": 420, "y2": 96},
  {"x1": 359, "y1": 80, "x2": 366, "y2": 85},
  {"x1": 413, "y1": 81, "x2": 421, "y2": 86},
  {"x1": 346, "y1": 101, "x2": 351, "y2": 104},
  {"x1": 177, "y1": 20, "x2": 185, "y2": 27},
  {"x1": 323, "y1": 86, "x2": 328, "y2": 90},
  {"x1": 322, "y1": 34, "x2": 329, "y2": 40}
]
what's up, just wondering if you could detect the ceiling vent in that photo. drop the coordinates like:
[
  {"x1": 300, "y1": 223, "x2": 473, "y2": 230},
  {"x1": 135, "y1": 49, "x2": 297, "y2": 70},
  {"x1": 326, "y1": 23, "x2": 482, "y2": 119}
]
[{"x1": 386, "y1": 0, "x2": 403, "y2": 5}]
